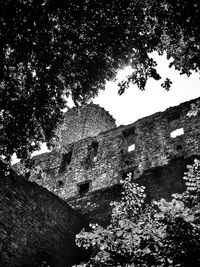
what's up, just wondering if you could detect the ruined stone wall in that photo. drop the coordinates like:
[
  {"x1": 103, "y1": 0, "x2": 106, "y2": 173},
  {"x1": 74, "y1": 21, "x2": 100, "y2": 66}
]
[
  {"x1": 0, "y1": 162, "x2": 87, "y2": 267},
  {"x1": 67, "y1": 184, "x2": 123, "y2": 227},
  {"x1": 13, "y1": 97, "x2": 200, "y2": 225},
  {"x1": 61, "y1": 103, "x2": 116, "y2": 146},
  {"x1": 120, "y1": 97, "x2": 200, "y2": 178},
  {"x1": 31, "y1": 126, "x2": 123, "y2": 199},
  {"x1": 67, "y1": 156, "x2": 191, "y2": 226},
  {"x1": 7, "y1": 97, "x2": 200, "y2": 265},
  {"x1": 30, "y1": 97, "x2": 200, "y2": 204}
]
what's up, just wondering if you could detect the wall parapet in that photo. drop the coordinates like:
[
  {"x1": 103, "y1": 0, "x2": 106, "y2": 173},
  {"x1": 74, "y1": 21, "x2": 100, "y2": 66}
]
[{"x1": 0, "y1": 161, "x2": 87, "y2": 267}]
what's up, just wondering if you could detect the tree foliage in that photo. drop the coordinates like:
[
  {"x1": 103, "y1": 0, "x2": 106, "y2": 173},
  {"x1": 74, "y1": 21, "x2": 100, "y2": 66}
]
[
  {"x1": 1, "y1": 0, "x2": 200, "y2": 161},
  {"x1": 76, "y1": 159, "x2": 200, "y2": 266}
]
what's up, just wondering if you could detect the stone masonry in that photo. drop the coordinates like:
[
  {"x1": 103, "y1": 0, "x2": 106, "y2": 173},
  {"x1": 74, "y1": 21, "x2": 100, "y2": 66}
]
[
  {"x1": 0, "y1": 161, "x2": 88, "y2": 267},
  {"x1": 15, "y1": 97, "x2": 200, "y2": 225},
  {"x1": 61, "y1": 103, "x2": 116, "y2": 146}
]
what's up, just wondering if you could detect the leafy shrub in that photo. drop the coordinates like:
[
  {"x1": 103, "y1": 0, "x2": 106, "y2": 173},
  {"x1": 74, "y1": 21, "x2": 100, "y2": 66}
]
[{"x1": 75, "y1": 160, "x2": 200, "y2": 266}]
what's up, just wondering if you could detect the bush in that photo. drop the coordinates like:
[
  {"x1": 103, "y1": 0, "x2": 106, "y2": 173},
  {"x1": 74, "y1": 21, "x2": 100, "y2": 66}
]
[{"x1": 75, "y1": 160, "x2": 200, "y2": 266}]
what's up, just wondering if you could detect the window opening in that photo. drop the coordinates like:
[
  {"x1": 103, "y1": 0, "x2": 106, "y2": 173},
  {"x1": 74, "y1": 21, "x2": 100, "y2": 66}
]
[
  {"x1": 128, "y1": 144, "x2": 135, "y2": 152},
  {"x1": 84, "y1": 141, "x2": 99, "y2": 168},
  {"x1": 176, "y1": 144, "x2": 184, "y2": 157},
  {"x1": 59, "y1": 150, "x2": 73, "y2": 173},
  {"x1": 170, "y1": 128, "x2": 184, "y2": 138},
  {"x1": 91, "y1": 141, "x2": 98, "y2": 157},
  {"x1": 78, "y1": 181, "x2": 90, "y2": 196},
  {"x1": 122, "y1": 126, "x2": 136, "y2": 153},
  {"x1": 57, "y1": 180, "x2": 64, "y2": 187},
  {"x1": 176, "y1": 144, "x2": 183, "y2": 151}
]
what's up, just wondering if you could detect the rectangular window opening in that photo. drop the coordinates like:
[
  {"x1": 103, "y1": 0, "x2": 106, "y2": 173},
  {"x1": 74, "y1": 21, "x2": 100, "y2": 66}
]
[
  {"x1": 57, "y1": 180, "x2": 64, "y2": 187},
  {"x1": 59, "y1": 150, "x2": 73, "y2": 173},
  {"x1": 170, "y1": 128, "x2": 184, "y2": 138},
  {"x1": 128, "y1": 143, "x2": 135, "y2": 152},
  {"x1": 91, "y1": 141, "x2": 98, "y2": 157},
  {"x1": 78, "y1": 181, "x2": 90, "y2": 196}
]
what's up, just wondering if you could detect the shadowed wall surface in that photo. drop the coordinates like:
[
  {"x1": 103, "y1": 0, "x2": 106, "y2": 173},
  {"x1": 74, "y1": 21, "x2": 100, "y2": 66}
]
[{"x1": 0, "y1": 162, "x2": 88, "y2": 267}]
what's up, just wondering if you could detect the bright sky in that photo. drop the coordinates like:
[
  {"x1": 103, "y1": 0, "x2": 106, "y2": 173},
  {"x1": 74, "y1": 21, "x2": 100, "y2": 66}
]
[
  {"x1": 12, "y1": 52, "x2": 200, "y2": 163},
  {"x1": 93, "y1": 52, "x2": 200, "y2": 126}
]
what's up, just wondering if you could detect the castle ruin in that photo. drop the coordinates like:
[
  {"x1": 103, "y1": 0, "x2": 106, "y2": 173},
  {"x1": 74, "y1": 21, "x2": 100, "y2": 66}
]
[
  {"x1": 2, "y1": 97, "x2": 200, "y2": 266},
  {"x1": 28, "y1": 97, "x2": 200, "y2": 225}
]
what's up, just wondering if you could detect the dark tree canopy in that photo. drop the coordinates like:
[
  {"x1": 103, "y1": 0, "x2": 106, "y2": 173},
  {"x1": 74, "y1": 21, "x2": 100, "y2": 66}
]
[{"x1": 0, "y1": 0, "x2": 200, "y2": 162}]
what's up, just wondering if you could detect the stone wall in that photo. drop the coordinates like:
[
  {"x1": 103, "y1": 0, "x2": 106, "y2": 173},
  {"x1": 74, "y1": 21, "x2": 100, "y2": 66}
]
[
  {"x1": 13, "y1": 97, "x2": 200, "y2": 226},
  {"x1": 67, "y1": 156, "x2": 195, "y2": 226},
  {"x1": 29, "y1": 97, "x2": 200, "y2": 202},
  {"x1": 0, "y1": 162, "x2": 88, "y2": 267},
  {"x1": 61, "y1": 103, "x2": 116, "y2": 146},
  {"x1": 67, "y1": 184, "x2": 123, "y2": 227},
  {"x1": 30, "y1": 126, "x2": 123, "y2": 199},
  {"x1": 119, "y1": 98, "x2": 200, "y2": 179}
]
